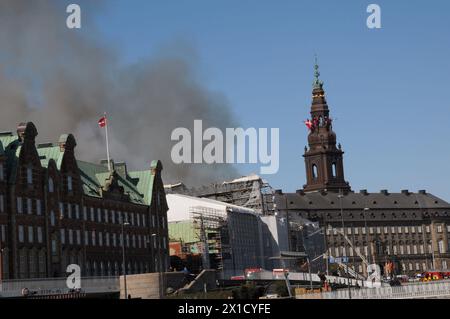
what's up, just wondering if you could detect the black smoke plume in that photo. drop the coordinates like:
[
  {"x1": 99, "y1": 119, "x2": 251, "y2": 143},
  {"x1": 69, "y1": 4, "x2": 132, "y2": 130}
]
[{"x1": 0, "y1": 0, "x2": 239, "y2": 186}]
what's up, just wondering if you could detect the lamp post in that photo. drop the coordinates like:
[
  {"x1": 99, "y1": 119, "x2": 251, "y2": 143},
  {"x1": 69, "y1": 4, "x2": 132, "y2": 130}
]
[
  {"x1": 299, "y1": 225, "x2": 313, "y2": 291},
  {"x1": 338, "y1": 192, "x2": 351, "y2": 299},
  {"x1": 121, "y1": 220, "x2": 130, "y2": 299},
  {"x1": 323, "y1": 225, "x2": 329, "y2": 276},
  {"x1": 149, "y1": 233, "x2": 165, "y2": 298}
]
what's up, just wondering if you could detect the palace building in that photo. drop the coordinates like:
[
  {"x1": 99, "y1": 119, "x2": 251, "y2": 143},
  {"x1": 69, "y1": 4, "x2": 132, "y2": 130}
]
[
  {"x1": 273, "y1": 62, "x2": 450, "y2": 277},
  {"x1": 0, "y1": 122, "x2": 169, "y2": 279}
]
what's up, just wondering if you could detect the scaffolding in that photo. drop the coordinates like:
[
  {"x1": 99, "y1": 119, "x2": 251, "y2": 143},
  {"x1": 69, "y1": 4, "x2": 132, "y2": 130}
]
[
  {"x1": 167, "y1": 175, "x2": 276, "y2": 215},
  {"x1": 189, "y1": 206, "x2": 228, "y2": 272}
]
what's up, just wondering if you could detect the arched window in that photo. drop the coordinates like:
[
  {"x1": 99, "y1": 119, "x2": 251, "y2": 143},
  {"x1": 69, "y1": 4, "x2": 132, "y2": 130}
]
[
  {"x1": 86, "y1": 261, "x2": 91, "y2": 276},
  {"x1": 93, "y1": 261, "x2": 97, "y2": 276},
  {"x1": 332, "y1": 163, "x2": 337, "y2": 178},
  {"x1": 19, "y1": 248, "x2": 28, "y2": 279},
  {"x1": 312, "y1": 164, "x2": 318, "y2": 180},
  {"x1": 67, "y1": 175, "x2": 73, "y2": 192},
  {"x1": 26, "y1": 165, "x2": 33, "y2": 185},
  {"x1": 48, "y1": 177, "x2": 54, "y2": 192},
  {"x1": 29, "y1": 248, "x2": 37, "y2": 279},
  {"x1": 2, "y1": 248, "x2": 9, "y2": 279}
]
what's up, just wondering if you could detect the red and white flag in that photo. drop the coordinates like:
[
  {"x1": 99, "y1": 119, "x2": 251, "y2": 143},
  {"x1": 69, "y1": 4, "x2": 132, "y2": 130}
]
[
  {"x1": 304, "y1": 119, "x2": 313, "y2": 130},
  {"x1": 98, "y1": 114, "x2": 111, "y2": 171},
  {"x1": 98, "y1": 116, "x2": 107, "y2": 128}
]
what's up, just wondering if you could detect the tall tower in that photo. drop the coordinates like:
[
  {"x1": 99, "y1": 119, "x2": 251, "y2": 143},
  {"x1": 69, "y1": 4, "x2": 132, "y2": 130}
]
[{"x1": 303, "y1": 59, "x2": 351, "y2": 193}]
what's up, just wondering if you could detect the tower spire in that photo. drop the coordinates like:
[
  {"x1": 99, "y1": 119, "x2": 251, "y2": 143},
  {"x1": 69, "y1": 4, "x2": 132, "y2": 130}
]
[
  {"x1": 302, "y1": 59, "x2": 351, "y2": 193},
  {"x1": 313, "y1": 54, "x2": 323, "y2": 89}
]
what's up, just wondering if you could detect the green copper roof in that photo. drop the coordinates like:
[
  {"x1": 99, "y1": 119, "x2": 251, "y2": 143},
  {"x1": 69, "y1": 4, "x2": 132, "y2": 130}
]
[
  {"x1": 169, "y1": 221, "x2": 200, "y2": 244},
  {"x1": 0, "y1": 133, "x2": 21, "y2": 183},
  {"x1": 0, "y1": 144, "x2": 3, "y2": 156},
  {"x1": 77, "y1": 160, "x2": 108, "y2": 198},
  {"x1": 37, "y1": 145, "x2": 63, "y2": 168},
  {"x1": 128, "y1": 170, "x2": 155, "y2": 205},
  {"x1": 0, "y1": 132, "x2": 18, "y2": 149},
  {"x1": 0, "y1": 128, "x2": 160, "y2": 207},
  {"x1": 77, "y1": 160, "x2": 148, "y2": 205}
]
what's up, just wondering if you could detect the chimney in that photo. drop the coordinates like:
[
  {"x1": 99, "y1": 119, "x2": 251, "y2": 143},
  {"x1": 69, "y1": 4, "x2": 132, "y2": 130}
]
[
  {"x1": 58, "y1": 134, "x2": 68, "y2": 152},
  {"x1": 381, "y1": 189, "x2": 389, "y2": 195},
  {"x1": 401, "y1": 189, "x2": 410, "y2": 195},
  {"x1": 360, "y1": 189, "x2": 368, "y2": 195},
  {"x1": 17, "y1": 122, "x2": 27, "y2": 142},
  {"x1": 296, "y1": 189, "x2": 305, "y2": 196},
  {"x1": 418, "y1": 190, "x2": 427, "y2": 195}
]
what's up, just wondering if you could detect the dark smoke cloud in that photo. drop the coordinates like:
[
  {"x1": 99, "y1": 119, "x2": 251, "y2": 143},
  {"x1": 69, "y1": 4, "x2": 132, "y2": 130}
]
[{"x1": 0, "y1": 0, "x2": 239, "y2": 186}]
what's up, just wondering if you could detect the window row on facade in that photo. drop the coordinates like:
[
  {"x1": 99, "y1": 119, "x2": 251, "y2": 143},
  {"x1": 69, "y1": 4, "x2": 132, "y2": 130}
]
[
  {"x1": 18, "y1": 168, "x2": 73, "y2": 192},
  {"x1": 329, "y1": 241, "x2": 449, "y2": 258},
  {"x1": 13, "y1": 248, "x2": 159, "y2": 279},
  {"x1": 14, "y1": 197, "x2": 167, "y2": 229},
  {"x1": 326, "y1": 225, "x2": 450, "y2": 236},
  {"x1": 352, "y1": 262, "x2": 433, "y2": 274},
  {"x1": 16, "y1": 225, "x2": 168, "y2": 250}
]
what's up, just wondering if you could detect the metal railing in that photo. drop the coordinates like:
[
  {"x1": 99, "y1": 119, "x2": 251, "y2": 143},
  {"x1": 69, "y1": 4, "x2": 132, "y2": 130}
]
[
  {"x1": 0, "y1": 276, "x2": 119, "y2": 298},
  {"x1": 246, "y1": 270, "x2": 368, "y2": 287},
  {"x1": 297, "y1": 281, "x2": 450, "y2": 299}
]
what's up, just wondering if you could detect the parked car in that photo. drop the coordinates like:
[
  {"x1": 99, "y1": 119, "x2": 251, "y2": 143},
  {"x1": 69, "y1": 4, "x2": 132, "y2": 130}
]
[{"x1": 395, "y1": 275, "x2": 409, "y2": 283}]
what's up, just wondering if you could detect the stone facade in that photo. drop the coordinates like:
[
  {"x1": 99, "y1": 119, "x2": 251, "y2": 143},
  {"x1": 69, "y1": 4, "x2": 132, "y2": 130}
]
[
  {"x1": 274, "y1": 190, "x2": 450, "y2": 276},
  {"x1": 0, "y1": 122, "x2": 169, "y2": 279}
]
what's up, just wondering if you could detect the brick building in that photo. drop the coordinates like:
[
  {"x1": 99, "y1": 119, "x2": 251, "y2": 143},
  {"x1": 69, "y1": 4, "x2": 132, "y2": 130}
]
[
  {"x1": 0, "y1": 122, "x2": 169, "y2": 279},
  {"x1": 274, "y1": 62, "x2": 450, "y2": 277}
]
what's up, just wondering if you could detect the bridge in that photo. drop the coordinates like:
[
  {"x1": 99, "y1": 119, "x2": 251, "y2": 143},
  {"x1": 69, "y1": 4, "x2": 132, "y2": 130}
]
[
  {"x1": 3, "y1": 273, "x2": 449, "y2": 299},
  {"x1": 296, "y1": 280, "x2": 450, "y2": 299},
  {"x1": 247, "y1": 270, "x2": 372, "y2": 288}
]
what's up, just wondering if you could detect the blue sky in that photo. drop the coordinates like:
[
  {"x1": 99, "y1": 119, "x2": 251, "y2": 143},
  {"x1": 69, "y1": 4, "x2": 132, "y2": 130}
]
[{"x1": 84, "y1": 0, "x2": 450, "y2": 199}]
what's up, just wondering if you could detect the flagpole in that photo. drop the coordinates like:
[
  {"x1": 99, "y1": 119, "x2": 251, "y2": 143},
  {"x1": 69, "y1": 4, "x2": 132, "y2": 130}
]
[{"x1": 104, "y1": 112, "x2": 111, "y2": 171}]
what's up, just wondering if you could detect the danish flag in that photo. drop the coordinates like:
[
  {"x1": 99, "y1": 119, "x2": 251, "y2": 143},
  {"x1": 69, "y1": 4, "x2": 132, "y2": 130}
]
[
  {"x1": 304, "y1": 119, "x2": 313, "y2": 130},
  {"x1": 98, "y1": 116, "x2": 107, "y2": 128}
]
